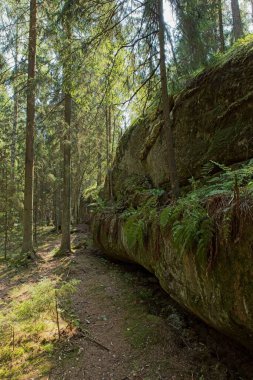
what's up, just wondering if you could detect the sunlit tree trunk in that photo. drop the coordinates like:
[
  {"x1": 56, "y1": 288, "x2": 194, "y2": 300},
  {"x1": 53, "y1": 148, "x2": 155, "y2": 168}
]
[
  {"x1": 231, "y1": 0, "x2": 243, "y2": 40},
  {"x1": 22, "y1": 0, "x2": 37, "y2": 256},
  {"x1": 157, "y1": 0, "x2": 179, "y2": 199}
]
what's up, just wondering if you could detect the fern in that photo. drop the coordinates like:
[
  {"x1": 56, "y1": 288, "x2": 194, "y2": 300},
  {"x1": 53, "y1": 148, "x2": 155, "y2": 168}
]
[
  {"x1": 123, "y1": 215, "x2": 145, "y2": 250},
  {"x1": 159, "y1": 160, "x2": 253, "y2": 260},
  {"x1": 160, "y1": 207, "x2": 174, "y2": 229},
  {"x1": 197, "y1": 217, "x2": 215, "y2": 260}
]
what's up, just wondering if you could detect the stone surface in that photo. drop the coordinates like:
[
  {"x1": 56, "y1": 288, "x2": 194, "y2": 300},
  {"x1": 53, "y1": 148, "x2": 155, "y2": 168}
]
[
  {"x1": 93, "y1": 40, "x2": 253, "y2": 349},
  {"x1": 93, "y1": 213, "x2": 253, "y2": 349},
  {"x1": 107, "y1": 39, "x2": 253, "y2": 201}
]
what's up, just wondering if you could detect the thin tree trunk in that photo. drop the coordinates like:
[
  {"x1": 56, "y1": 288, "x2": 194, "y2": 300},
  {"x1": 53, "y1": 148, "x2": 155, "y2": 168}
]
[
  {"x1": 34, "y1": 168, "x2": 38, "y2": 245},
  {"x1": 53, "y1": 170, "x2": 60, "y2": 232},
  {"x1": 59, "y1": 91, "x2": 71, "y2": 253},
  {"x1": 97, "y1": 135, "x2": 102, "y2": 187},
  {"x1": 106, "y1": 107, "x2": 109, "y2": 170},
  {"x1": 59, "y1": 13, "x2": 72, "y2": 253},
  {"x1": 105, "y1": 105, "x2": 112, "y2": 168},
  {"x1": 111, "y1": 112, "x2": 116, "y2": 160},
  {"x1": 4, "y1": 147, "x2": 8, "y2": 260},
  {"x1": 22, "y1": 0, "x2": 37, "y2": 256},
  {"x1": 157, "y1": 0, "x2": 179, "y2": 199},
  {"x1": 11, "y1": 22, "x2": 19, "y2": 178},
  {"x1": 231, "y1": 0, "x2": 243, "y2": 40},
  {"x1": 106, "y1": 106, "x2": 113, "y2": 200},
  {"x1": 218, "y1": 0, "x2": 225, "y2": 52}
]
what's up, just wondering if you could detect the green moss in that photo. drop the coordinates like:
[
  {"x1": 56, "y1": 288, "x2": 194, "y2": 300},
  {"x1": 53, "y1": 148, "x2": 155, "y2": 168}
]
[
  {"x1": 0, "y1": 278, "x2": 79, "y2": 379},
  {"x1": 211, "y1": 34, "x2": 253, "y2": 67},
  {"x1": 187, "y1": 34, "x2": 253, "y2": 84}
]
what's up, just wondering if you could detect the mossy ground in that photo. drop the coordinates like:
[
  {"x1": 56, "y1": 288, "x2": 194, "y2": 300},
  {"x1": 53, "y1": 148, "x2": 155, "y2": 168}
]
[{"x1": 0, "y1": 229, "x2": 80, "y2": 379}]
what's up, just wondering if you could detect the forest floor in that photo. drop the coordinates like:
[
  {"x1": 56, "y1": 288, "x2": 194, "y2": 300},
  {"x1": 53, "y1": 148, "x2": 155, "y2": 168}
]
[{"x1": 0, "y1": 224, "x2": 253, "y2": 380}]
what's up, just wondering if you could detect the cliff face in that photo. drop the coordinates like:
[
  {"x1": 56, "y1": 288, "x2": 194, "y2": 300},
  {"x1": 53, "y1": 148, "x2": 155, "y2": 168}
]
[
  {"x1": 108, "y1": 39, "x2": 253, "y2": 201},
  {"x1": 93, "y1": 212, "x2": 253, "y2": 349},
  {"x1": 92, "y1": 38, "x2": 253, "y2": 349}
]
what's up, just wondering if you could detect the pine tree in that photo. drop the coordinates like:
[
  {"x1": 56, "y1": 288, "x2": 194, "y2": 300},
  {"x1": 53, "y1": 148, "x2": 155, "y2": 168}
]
[{"x1": 22, "y1": 0, "x2": 37, "y2": 257}]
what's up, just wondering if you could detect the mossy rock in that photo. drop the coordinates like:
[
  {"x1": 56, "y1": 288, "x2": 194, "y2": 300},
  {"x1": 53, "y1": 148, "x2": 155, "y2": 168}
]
[{"x1": 105, "y1": 36, "x2": 253, "y2": 203}]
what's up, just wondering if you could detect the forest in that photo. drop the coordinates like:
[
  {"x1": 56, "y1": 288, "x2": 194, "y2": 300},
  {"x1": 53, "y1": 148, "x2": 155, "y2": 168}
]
[{"x1": 0, "y1": 0, "x2": 253, "y2": 379}]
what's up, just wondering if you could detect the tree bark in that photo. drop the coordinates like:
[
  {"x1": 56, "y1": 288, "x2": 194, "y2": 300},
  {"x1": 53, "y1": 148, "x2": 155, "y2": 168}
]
[
  {"x1": 11, "y1": 22, "x2": 19, "y2": 178},
  {"x1": 59, "y1": 92, "x2": 72, "y2": 253},
  {"x1": 231, "y1": 0, "x2": 243, "y2": 40},
  {"x1": 59, "y1": 14, "x2": 72, "y2": 254},
  {"x1": 4, "y1": 140, "x2": 8, "y2": 260},
  {"x1": 33, "y1": 167, "x2": 38, "y2": 245},
  {"x1": 97, "y1": 136, "x2": 102, "y2": 187},
  {"x1": 157, "y1": 0, "x2": 179, "y2": 199},
  {"x1": 22, "y1": 0, "x2": 37, "y2": 256},
  {"x1": 218, "y1": 0, "x2": 225, "y2": 53}
]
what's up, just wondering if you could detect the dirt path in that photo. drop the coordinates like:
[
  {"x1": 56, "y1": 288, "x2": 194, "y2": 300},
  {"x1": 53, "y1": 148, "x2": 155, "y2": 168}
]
[
  {"x1": 49, "y1": 225, "x2": 253, "y2": 380},
  {"x1": 0, "y1": 226, "x2": 252, "y2": 379}
]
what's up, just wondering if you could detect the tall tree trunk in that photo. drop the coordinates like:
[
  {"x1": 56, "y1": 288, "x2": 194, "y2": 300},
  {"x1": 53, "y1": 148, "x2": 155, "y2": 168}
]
[
  {"x1": 106, "y1": 107, "x2": 110, "y2": 170},
  {"x1": 111, "y1": 112, "x2": 116, "y2": 160},
  {"x1": 251, "y1": 0, "x2": 253, "y2": 24},
  {"x1": 157, "y1": 0, "x2": 179, "y2": 199},
  {"x1": 22, "y1": 0, "x2": 37, "y2": 256},
  {"x1": 59, "y1": 14, "x2": 72, "y2": 254},
  {"x1": 59, "y1": 92, "x2": 71, "y2": 253},
  {"x1": 4, "y1": 142, "x2": 8, "y2": 260},
  {"x1": 53, "y1": 169, "x2": 60, "y2": 233},
  {"x1": 33, "y1": 167, "x2": 38, "y2": 245},
  {"x1": 11, "y1": 22, "x2": 19, "y2": 178},
  {"x1": 97, "y1": 136, "x2": 102, "y2": 187},
  {"x1": 106, "y1": 106, "x2": 113, "y2": 200},
  {"x1": 218, "y1": 0, "x2": 225, "y2": 52},
  {"x1": 231, "y1": 0, "x2": 243, "y2": 40}
]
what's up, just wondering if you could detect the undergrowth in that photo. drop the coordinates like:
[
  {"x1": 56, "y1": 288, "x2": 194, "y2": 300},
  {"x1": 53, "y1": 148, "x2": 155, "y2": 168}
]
[
  {"x1": 117, "y1": 160, "x2": 253, "y2": 264},
  {"x1": 160, "y1": 160, "x2": 253, "y2": 263},
  {"x1": 121, "y1": 191, "x2": 160, "y2": 250},
  {"x1": 0, "y1": 278, "x2": 79, "y2": 379},
  {"x1": 178, "y1": 34, "x2": 253, "y2": 88}
]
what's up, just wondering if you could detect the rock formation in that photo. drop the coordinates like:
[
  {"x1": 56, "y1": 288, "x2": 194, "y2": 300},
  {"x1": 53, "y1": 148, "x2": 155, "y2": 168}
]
[{"x1": 92, "y1": 38, "x2": 253, "y2": 349}]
